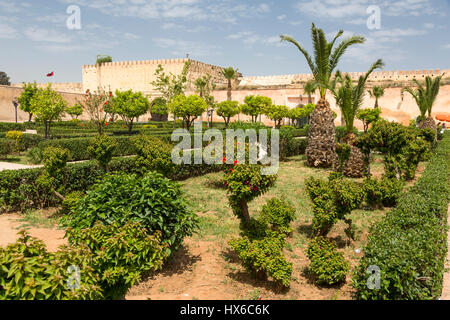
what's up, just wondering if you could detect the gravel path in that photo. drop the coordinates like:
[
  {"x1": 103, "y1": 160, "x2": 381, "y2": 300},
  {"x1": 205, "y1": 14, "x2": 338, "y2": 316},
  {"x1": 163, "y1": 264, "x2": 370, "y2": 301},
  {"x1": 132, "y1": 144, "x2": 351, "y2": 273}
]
[{"x1": 0, "y1": 162, "x2": 42, "y2": 171}]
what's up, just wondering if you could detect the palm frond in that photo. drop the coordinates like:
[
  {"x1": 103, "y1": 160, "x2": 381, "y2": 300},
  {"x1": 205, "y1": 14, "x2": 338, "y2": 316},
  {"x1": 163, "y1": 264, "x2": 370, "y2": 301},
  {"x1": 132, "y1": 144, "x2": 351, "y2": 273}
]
[
  {"x1": 329, "y1": 35, "x2": 366, "y2": 73},
  {"x1": 280, "y1": 35, "x2": 316, "y2": 75}
]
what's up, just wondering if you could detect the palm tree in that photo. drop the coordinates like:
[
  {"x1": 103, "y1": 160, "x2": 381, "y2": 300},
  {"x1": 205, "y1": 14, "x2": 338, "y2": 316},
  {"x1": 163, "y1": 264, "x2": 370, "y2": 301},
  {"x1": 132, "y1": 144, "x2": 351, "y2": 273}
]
[
  {"x1": 280, "y1": 23, "x2": 365, "y2": 168},
  {"x1": 331, "y1": 59, "x2": 384, "y2": 141},
  {"x1": 330, "y1": 59, "x2": 384, "y2": 177},
  {"x1": 368, "y1": 86, "x2": 385, "y2": 108},
  {"x1": 222, "y1": 67, "x2": 238, "y2": 101},
  {"x1": 303, "y1": 79, "x2": 316, "y2": 104},
  {"x1": 401, "y1": 75, "x2": 443, "y2": 131}
]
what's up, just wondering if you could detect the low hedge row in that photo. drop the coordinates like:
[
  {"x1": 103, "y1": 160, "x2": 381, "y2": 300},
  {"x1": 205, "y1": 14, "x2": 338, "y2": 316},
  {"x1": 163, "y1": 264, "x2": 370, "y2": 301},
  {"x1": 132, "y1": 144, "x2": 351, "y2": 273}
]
[
  {"x1": 0, "y1": 155, "x2": 223, "y2": 211},
  {"x1": 353, "y1": 132, "x2": 450, "y2": 300}
]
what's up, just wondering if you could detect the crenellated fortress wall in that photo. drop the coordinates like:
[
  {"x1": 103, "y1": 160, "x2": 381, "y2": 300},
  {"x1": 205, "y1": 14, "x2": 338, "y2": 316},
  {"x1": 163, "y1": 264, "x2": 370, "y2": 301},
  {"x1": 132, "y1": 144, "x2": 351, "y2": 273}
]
[{"x1": 82, "y1": 58, "x2": 234, "y2": 94}]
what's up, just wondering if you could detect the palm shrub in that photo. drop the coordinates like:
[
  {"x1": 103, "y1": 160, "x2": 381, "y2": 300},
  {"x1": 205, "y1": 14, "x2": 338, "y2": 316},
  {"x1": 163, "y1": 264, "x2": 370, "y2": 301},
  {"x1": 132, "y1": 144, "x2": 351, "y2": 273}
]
[
  {"x1": 222, "y1": 67, "x2": 239, "y2": 101},
  {"x1": 281, "y1": 23, "x2": 365, "y2": 168},
  {"x1": 330, "y1": 60, "x2": 384, "y2": 177},
  {"x1": 401, "y1": 75, "x2": 443, "y2": 132},
  {"x1": 368, "y1": 86, "x2": 385, "y2": 109}
]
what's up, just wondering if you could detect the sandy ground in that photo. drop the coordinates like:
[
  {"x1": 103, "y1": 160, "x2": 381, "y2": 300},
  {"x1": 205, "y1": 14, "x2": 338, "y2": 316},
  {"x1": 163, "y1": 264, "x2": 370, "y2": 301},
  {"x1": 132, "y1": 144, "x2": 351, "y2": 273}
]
[{"x1": 0, "y1": 213, "x2": 66, "y2": 252}]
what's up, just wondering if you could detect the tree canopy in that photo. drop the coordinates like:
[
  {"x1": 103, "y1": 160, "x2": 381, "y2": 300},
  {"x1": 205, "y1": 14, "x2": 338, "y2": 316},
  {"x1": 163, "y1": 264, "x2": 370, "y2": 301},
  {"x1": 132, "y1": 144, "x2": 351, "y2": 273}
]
[
  {"x1": 112, "y1": 90, "x2": 150, "y2": 132},
  {"x1": 0, "y1": 71, "x2": 10, "y2": 86},
  {"x1": 216, "y1": 100, "x2": 240, "y2": 128},
  {"x1": 241, "y1": 95, "x2": 272, "y2": 122},
  {"x1": 18, "y1": 82, "x2": 39, "y2": 122},
  {"x1": 168, "y1": 94, "x2": 208, "y2": 130}
]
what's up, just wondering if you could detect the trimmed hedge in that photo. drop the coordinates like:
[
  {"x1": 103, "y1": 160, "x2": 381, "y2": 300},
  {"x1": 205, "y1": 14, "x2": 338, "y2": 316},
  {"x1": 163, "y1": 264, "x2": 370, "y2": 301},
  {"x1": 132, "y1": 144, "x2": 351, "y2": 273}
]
[
  {"x1": 353, "y1": 132, "x2": 450, "y2": 300},
  {"x1": 0, "y1": 155, "x2": 223, "y2": 211}
]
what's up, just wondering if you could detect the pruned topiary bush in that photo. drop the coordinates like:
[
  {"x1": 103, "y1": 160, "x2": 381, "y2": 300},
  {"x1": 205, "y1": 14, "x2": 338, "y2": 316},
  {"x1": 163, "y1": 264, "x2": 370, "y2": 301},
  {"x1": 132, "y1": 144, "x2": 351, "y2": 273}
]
[{"x1": 306, "y1": 236, "x2": 349, "y2": 286}]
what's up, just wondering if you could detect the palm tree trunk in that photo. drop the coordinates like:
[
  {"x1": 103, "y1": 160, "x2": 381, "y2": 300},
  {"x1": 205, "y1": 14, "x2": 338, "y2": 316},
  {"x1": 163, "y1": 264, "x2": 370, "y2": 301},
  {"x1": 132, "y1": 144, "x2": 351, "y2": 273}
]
[{"x1": 227, "y1": 80, "x2": 232, "y2": 101}]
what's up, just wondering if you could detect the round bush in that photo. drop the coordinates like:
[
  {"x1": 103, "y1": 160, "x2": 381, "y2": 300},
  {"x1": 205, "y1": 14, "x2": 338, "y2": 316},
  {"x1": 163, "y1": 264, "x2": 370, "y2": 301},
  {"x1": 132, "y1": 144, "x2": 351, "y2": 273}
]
[{"x1": 61, "y1": 172, "x2": 197, "y2": 251}]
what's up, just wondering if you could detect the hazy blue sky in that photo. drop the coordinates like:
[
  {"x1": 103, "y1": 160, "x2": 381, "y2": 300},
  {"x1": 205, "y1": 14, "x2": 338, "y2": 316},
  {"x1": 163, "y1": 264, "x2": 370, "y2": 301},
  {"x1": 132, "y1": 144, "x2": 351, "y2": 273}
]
[{"x1": 1, "y1": 0, "x2": 449, "y2": 83}]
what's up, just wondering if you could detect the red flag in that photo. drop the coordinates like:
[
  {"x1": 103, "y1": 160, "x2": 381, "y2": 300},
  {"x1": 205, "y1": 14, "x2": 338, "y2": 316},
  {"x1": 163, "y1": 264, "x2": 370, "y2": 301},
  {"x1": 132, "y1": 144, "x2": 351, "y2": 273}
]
[{"x1": 46, "y1": 72, "x2": 54, "y2": 77}]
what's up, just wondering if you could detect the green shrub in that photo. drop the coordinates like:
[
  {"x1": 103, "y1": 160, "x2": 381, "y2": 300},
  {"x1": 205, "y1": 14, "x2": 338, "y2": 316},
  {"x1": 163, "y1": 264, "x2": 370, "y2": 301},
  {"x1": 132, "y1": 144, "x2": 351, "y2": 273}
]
[
  {"x1": 363, "y1": 177, "x2": 404, "y2": 208},
  {"x1": 29, "y1": 147, "x2": 43, "y2": 164},
  {"x1": 0, "y1": 139, "x2": 13, "y2": 159},
  {"x1": 5, "y1": 131, "x2": 24, "y2": 154},
  {"x1": 306, "y1": 176, "x2": 364, "y2": 237},
  {"x1": 66, "y1": 222, "x2": 168, "y2": 299},
  {"x1": 0, "y1": 231, "x2": 102, "y2": 300},
  {"x1": 223, "y1": 164, "x2": 276, "y2": 226},
  {"x1": 353, "y1": 132, "x2": 450, "y2": 300},
  {"x1": 60, "y1": 191, "x2": 85, "y2": 215},
  {"x1": 259, "y1": 198, "x2": 296, "y2": 236},
  {"x1": 87, "y1": 135, "x2": 118, "y2": 171},
  {"x1": 42, "y1": 146, "x2": 70, "y2": 179},
  {"x1": 306, "y1": 236, "x2": 349, "y2": 286},
  {"x1": 60, "y1": 172, "x2": 197, "y2": 252},
  {"x1": 229, "y1": 234, "x2": 292, "y2": 287},
  {"x1": 132, "y1": 135, "x2": 174, "y2": 176}
]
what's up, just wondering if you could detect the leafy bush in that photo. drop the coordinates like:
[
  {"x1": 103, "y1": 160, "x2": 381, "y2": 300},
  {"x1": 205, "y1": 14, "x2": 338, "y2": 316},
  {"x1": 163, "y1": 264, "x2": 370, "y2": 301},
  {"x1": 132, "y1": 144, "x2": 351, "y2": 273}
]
[
  {"x1": 229, "y1": 234, "x2": 292, "y2": 287},
  {"x1": 60, "y1": 191, "x2": 84, "y2": 215},
  {"x1": 353, "y1": 132, "x2": 450, "y2": 300},
  {"x1": 42, "y1": 146, "x2": 70, "y2": 178},
  {"x1": 87, "y1": 135, "x2": 118, "y2": 171},
  {"x1": 132, "y1": 135, "x2": 174, "y2": 176},
  {"x1": 5, "y1": 131, "x2": 24, "y2": 154},
  {"x1": 0, "y1": 138, "x2": 13, "y2": 159},
  {"x1": 259, "y1": 198, "x2": 296, "y2": 236},
  {"x1": 0, "y1": 231, "x2": 102, "y2": 300},
  {"x1": 223, "y1": 164, "x2": 276, "y2": 226},
  {"x1": 305, "y1": 176, "x2": 364, "y2": 237},
  {"x1": 306, "y1": 236, "x2": 349, "y2": 286},
  {"x1": 60, "y1": 172, "x2": 197, "y2": 252},
  {"x1": 66, "y1": 222, "x2": 167, "y2": 299},
  {"x1": 363, "y1": 177, "x2": 404, "y2": 208}
]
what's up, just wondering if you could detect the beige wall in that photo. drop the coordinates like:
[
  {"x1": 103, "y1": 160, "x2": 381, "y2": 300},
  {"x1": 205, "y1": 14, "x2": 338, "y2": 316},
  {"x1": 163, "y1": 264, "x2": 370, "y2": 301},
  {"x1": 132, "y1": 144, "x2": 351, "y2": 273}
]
[
  {"x1": 82, "y1": 58, "x2": 231, "y2": 95},
  {"x1": 0, "y1": 85, "x2": 84, "y2": 123}
]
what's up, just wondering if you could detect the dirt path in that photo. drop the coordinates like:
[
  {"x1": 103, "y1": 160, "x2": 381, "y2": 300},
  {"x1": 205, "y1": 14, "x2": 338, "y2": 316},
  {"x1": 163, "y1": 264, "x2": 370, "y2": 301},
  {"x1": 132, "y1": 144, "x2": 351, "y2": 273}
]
[
  {"x1": 0, "y1": 213, "x2": 66, "y2": 252},
  {"x1": 440, "y1": 205, "x2": 450, "y2": 300},
  {"x1": 0, "y1": 162, "x2": 42, "y2": 171}
]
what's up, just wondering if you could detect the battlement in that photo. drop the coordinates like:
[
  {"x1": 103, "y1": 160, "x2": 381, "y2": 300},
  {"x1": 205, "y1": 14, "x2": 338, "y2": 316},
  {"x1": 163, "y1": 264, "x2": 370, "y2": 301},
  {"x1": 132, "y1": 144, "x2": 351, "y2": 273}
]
[{"x1": 239, "y1": 69, "x2": 450, "y2": 87}]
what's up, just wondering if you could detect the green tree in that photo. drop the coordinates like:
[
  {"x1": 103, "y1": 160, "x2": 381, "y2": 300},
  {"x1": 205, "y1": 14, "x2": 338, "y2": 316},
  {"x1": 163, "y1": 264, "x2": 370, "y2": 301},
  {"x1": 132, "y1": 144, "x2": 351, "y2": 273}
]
[
  {"x1": 29, "y1": 86, "x2": 67, "y2": 138},
  {"x1": 152, "y1": 61, "x2": 191, "y2": 127},
  {"x1": 80, "y1": 89, "x2": 112, "y2": 134},
  {"x1": 281, "y1": 24, "x2": 365, "y2": 100},
  {"x1": 356, "y1": 108, "x2": 381, "y2": 133},
  {"x1": 216, "y1": 101, "x2": 240, "y2": 128},
  {"x1": 96, "y1": 55, "x2": 112, "y2": 64},
  {"x1": 303, "y1": 79, "x2": 316, "y2": 103},
  {"x1": 288, "y1": 103, "x2": 315, "y2": 127},
  {"x1": 330, "y1": 59, "x2": 384, "y2": 141},
  {"x1": 281, "y1": 23, "x2": 365, "y2": 168},
  {"x1": 66, "y1": 104, "x2": 83, "y2": 119},
  {"x1": 0, "y1": 71, "x2": 10, "y2": 86},
  {"x1": 112, "y1": 90, "x2": 150, "y2": 133},
  {"x1": 265, "y1": 105, "x2": 290, "y2": 128},
  {"x1": 222, "y1": 67, "x2": 239, "y2": 101},
  {"x1": 401, "y1": 75, "x2": 443, "y2": 131},
  {"x1": 168, "y1": 95, "x2": 208, "y2": 130},
  {"x1": 241, "y1": 95, "x2": 272, "y2": 123},
  {"x1": 368, "y1": 86, "x2": 385, "y2": 109},
  {"x1": 18, "y1": 82, "x2": 39, "y2": 122}
]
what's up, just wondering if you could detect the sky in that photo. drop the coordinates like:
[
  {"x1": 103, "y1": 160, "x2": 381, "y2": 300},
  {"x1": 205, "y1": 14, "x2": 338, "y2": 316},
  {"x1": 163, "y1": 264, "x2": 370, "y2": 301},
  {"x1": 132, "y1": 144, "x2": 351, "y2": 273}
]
[{"x1": 0, "y1": 0, "x2": 449, "y2": 83}]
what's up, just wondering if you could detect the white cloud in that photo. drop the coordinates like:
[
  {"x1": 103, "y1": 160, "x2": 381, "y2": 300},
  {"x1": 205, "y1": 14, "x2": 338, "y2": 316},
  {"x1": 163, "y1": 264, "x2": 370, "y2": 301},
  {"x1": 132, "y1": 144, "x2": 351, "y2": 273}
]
[
  {"x1": 294, "y1": 0, "x2": 438, "y2": 21},
  {"x1": 443, "y1": 44, "x2": 450, "y2": 49},
  {"x1": 0, "y1": 23, "x2": 19, "y2": 39},
  {"x1": 57, "y1": 0, "x2": 271, "y2": 24},
  {"x1": 227, "y1": 31, "x2": 286, "y2": 48},
  {"x1": 124, "y1": 32, "x2": 140, "y2": 40},
  {"x1": 24, "y1": 27, "x2": 71, "y2": 43},
  {"x1": 277, "y1": 14, "x2": 286, "y2": 21}
]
